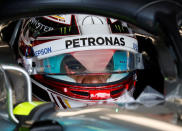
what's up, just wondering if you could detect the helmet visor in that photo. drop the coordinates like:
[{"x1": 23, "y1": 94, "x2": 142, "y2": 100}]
[{"x1": 34, "y1": 49, "x2": 142, "y2": 75}]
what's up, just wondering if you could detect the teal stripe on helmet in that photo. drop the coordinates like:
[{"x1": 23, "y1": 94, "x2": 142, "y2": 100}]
[
  {"x1": 43, "y1": 55, "x2": 65, "y2": 73},
  {"x1": 113, "y1": 51, "x2": 127, "y2": 71}
]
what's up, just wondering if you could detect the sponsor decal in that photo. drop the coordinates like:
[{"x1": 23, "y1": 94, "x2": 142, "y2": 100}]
[
  {"x1": 65, "y1": 36, "x2": 125, "y2": 49},
  {"x1": 44, "y1": 15, "x2": 72, "y2": 25},
  {"x1": 34, "y1": 47, "x2": 52, "y2": 56},
  {"x1": 133, "y1": 43, "x2": 138, "y2": 51},
  {"x1": 29, "y1": 18, "x2": 54, "y2": 32},
  {"x1": 50, "y1": 15, "x2": 66, "y2": 22},
  {"x1": 33, "y1": 35, "x2": 137, "y2": 58}
]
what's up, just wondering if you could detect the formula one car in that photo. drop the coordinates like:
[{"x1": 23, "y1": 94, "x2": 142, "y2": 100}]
[{"x1": 0, "y1": 0, "x2": 182, "y2": 130}]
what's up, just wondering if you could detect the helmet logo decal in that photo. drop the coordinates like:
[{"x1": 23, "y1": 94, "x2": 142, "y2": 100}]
[
  {"x1": 82, "y1": 16, "x2": 104, "y2": 25},
  {"x1": 33, "y1": 34, "x2": 138, "y2": 59},
  {"x1": 29, "y1": 18, "x2": 54, "y2": 32},
  {"x1": 34, "y1": 46, "x2": 52, "y2": 56},
  {"x1": 65, "y1": 36, "x2": 125, "y2": 49},
  {"x1": 43, "y1": 15, "x2": 72, "y2": 25}
]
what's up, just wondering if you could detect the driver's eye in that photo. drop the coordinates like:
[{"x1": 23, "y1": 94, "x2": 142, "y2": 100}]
[
  {"x1": 68, "y1": 64, "x2": 84, "y2": 71},
  {"x1": 66, "y1": 61, "x2": 86, "y2": 72}
]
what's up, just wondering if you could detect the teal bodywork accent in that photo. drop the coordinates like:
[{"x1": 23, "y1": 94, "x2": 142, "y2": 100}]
[
  {"x1": 49, "y1": 117, "x2": 132, "y2": 131},
  {"x1": 0, "y1": 120, "x2": 16, "y2": 131}
]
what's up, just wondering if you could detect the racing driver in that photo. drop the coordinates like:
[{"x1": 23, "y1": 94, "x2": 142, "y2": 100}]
[{"x1": 17, "y1": 14, "x2": 143, "y2": 109}]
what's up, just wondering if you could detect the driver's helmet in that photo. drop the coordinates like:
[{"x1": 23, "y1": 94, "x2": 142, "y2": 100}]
[{"x1": 18, "y1": 14, "x2": 143, "y2": 109}]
